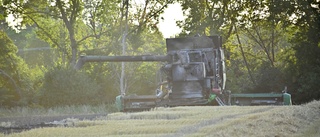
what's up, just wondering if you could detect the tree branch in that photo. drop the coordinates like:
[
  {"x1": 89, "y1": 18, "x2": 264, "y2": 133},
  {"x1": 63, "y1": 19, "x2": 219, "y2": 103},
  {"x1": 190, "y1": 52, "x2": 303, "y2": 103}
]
[
  {"x1": 25, "y1": 14, "x2": 69, "y2": 56},
  {"x1": 235, "y1": 25, "x2": 256, "y2": 85},
  {"x1": 23, "y1": 11, "x2": 62, "y2": 19},
  {"x1": 0, "y1": 69, "x2": 21, "y2": 100},
  {"x1": 245, "y1": 27, "x2": 274, "y2": 67},
  {"x1": 127, "y1": 0, "x2": 173, "y2": 35},
  {"x1": 56, "y1": 0, "x2": 72, "y2": 32},
  {"x1": 76, "y1": 29, "x2": 110, "y2": 45}
]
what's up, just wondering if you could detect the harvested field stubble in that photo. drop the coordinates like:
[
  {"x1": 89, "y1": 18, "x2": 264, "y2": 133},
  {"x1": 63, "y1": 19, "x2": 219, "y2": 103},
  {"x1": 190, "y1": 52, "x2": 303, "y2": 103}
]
[{"x1": 1, "y1": 100, "x2": 320, "y2": 137}]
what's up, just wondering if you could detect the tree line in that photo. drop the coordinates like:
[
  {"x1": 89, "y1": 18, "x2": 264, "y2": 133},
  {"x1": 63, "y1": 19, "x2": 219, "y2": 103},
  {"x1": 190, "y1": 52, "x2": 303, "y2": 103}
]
[{"x1": 0, "y1": 0, "x2": 319, "y2": 107}]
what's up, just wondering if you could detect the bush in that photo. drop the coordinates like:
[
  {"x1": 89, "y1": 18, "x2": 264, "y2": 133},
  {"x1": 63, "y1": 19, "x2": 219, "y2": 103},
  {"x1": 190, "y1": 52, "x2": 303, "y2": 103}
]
[
  {"x1": 38, "y1": 67, "x2": 105, "y2": 107},
  {"x1": 253, "y1": 65, "x2": 285, "y2": 93}
]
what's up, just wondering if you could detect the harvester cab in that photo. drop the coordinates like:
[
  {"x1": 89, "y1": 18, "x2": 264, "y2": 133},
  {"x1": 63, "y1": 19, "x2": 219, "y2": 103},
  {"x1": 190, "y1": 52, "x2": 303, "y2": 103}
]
[{"x1": 160, "y1": 35, "x2": 227, "y2": 106}]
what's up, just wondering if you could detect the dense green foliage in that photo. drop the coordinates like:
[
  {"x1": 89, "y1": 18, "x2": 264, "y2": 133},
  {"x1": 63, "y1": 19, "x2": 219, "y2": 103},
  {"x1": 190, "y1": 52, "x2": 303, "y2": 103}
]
[
  {"x1": 0, "y1": 30, "x2": 37, "y2": 106},
  {"x1": 176, "y1": 0, "x2": 320, "y2": 104},
  {"x1": 0, "y1": 0, "x2": 319, "y2": 107},
  {"x1": 225, "y1": 22, "x2": 295, "y2": 93},
  {"x1": 38, "y1": 67, "x2": 105, "y2": 107}
]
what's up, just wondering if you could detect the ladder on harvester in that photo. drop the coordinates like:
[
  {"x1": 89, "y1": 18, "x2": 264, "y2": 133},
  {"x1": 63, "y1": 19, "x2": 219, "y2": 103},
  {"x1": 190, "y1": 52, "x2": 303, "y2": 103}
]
[{"x1": 215, "y1": 96, "x2": 225, "y2": 106}]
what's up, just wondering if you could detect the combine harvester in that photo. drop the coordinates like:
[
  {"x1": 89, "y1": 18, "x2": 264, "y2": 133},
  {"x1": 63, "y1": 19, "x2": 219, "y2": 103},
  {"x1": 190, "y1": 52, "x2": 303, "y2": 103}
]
[{"x1": 75, "y1": 35, "x2": 291, "y2": 111}]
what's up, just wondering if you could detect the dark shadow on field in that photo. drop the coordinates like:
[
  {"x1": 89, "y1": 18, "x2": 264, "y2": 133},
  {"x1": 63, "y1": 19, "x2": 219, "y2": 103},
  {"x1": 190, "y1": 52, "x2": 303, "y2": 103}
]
[{"x1": 0, "y1": 114, "x2": 107, "y2": 134}]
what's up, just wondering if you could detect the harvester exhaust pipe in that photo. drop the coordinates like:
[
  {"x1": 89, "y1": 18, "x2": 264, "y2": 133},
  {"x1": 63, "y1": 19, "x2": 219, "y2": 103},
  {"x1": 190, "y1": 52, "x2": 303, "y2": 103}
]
[{"x1": 74, "y1": 55, "x2": 86, "y2": 70}]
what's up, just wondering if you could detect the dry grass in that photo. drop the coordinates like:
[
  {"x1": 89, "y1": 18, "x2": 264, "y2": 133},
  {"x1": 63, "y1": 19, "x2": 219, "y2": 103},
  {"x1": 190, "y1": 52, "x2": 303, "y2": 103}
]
[{"x1": 2, "y1": 100, "x2": 320, "y2": 137}]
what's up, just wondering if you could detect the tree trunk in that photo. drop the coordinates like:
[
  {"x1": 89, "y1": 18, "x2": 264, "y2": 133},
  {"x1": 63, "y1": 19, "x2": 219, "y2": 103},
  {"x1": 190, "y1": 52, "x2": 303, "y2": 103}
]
[
  {"x1": 70, "y1": 37, "x2": 77, "y2": 66},
  {"x1": 235, "y1": 25, "x2": 256, "y2": 85},
  {"x1": 56, "y1": 0, "x2": 79, "y2": 66}
]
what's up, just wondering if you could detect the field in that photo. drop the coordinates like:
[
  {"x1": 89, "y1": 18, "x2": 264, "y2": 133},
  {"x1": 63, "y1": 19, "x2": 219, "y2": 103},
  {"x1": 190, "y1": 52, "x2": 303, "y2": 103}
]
[{"x1": 1, "y1": 101, "x2": 320, "y2": 137}]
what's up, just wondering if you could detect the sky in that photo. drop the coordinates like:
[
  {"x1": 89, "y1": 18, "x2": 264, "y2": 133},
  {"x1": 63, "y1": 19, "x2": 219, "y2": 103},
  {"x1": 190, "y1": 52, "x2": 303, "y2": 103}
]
[{"x1": 158, "y1": 3, "x2": 185, "y2": 38}]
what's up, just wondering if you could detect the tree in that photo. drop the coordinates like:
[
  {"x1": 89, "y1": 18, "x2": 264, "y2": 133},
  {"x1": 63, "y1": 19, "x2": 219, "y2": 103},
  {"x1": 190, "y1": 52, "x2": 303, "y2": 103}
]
[
  {"x1": 225, "y1": 22, "x2": 294, "y2": 93},
  {"x1": 174, "y1": 0, "x2": 320, "y2": 103},
  {"x1": 0, "y1": 30, "x2": 35, "y2": 106},
  {"x1": 2, "y1": 0, "x2": 119, "y2": 66},
  {"x1": 116, "y1": 0, "x2": 173, "y2": 95},
  {"x1": 267, "y1": 0, "x2": 320, "y2": 103},
  {"x1": 2, "y1": 25, "x2": 58, "y2": 68}
]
